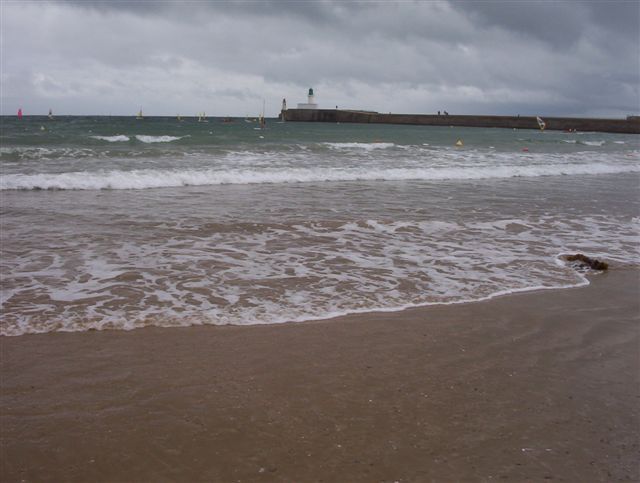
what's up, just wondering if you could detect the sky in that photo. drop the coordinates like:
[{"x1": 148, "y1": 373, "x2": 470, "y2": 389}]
[{"x1": 1, "y1": 0, "x2": 639, "y2": 117}]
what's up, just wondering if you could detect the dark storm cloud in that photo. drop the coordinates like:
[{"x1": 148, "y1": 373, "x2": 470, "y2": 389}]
[
  {"x1": 453, "y1": 1, "x2": 588, "y2": 47},
  {"x1": 1, "y1": 0, "x2": 638, "y2": 116},
  {"x1": 454, "y1": 0, "x2": 639, "y2": 48}
]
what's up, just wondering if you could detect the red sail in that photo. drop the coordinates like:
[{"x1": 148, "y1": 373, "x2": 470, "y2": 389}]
[{"x1": 17, "y1": 108, "x2": 22, "y2": 119}]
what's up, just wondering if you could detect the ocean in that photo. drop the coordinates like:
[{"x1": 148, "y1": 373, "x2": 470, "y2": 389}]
[{"x1": 1, "y1": 115, "x2": 638, "y2": 336}]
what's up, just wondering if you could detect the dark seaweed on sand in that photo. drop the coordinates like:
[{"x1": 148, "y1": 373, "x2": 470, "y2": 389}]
[{"x1": 564, "y1": 254, "x2": 609, "y2": 271}]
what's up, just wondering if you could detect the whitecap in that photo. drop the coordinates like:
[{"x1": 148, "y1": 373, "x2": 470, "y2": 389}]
[
  {"x1": 91, "y1": 135, "x2": 130, "y2": 142},
  {"x1": 324, "y1": 142, "x2": 396, "y2": 151},
  {"x1": 135, "y1": 135, "x2": 186, "y2": 143}
]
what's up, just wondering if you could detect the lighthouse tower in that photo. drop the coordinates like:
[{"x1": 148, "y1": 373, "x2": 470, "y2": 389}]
[{"x1": 297, "y1": 87, "x2": 318, "y2": 109}]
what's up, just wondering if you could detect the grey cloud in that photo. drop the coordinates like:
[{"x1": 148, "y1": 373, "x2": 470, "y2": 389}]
[
  {"x1": 1, "y1": 0, "x2": 638, "y2": 117},
  {"x1": 452, "y1": 0, "x2": 639, "y2": 49}
]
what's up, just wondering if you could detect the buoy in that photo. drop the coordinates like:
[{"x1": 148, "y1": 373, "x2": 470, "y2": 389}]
[{"x1": 455, "y1": 139, "x2": 463, "y2": 147}]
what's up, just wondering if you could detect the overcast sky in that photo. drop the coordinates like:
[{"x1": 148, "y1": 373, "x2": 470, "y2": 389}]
[{"x1": 2, "y1": 0, "x2": 639, "y2": 117}]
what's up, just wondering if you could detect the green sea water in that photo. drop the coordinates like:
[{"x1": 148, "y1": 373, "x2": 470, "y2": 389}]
[{"x1": 1, "y1": 116, "x2": 639, "y2": 334}]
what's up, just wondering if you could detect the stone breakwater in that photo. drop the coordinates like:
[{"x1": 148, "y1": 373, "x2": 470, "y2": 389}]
[{"x1": 281, "y1": 109, "x2": 640, "y2": 134}]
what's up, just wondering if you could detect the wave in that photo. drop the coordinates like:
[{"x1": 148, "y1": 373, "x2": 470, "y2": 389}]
[
  {"x1": 324, "y1": 142, "x2": 396, "y2": 150},
  {"x1": 91, "y1": 135, "x2": 130, "y2": 142},
  {"x1": 135, "y1": 135, "x2": 187, "y2": 143},
  {"x1": 90, "y1": 134, "x2": 188, "y2": 143},
  {"x1": 563, "y1": 140, "x2": 608, "y2": 146},
  {"x1": 2, "y1": 163, "x2": 638, "y2": 191}
]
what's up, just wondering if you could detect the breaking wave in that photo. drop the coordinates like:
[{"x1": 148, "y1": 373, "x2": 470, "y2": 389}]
[
  {"x1": 135, "y1": 135, "x2": 187, "y2": 143},
  {"x1": 90, "y1": 135, "x2": 130, "y2": 142},
  {"x1": 89, "y1": 134, "x2": 188, "y2": 143},
  {"x1": 2, "y1": 163, "x2": 638, "y2": 191},
  {"x1": 324, "y1": 142, "x2": 396, "y2": 150}
]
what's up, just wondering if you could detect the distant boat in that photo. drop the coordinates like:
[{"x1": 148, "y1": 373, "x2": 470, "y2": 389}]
[
  {"x1": 17, "y1": 108, "x2": 22, "y2": 119},
  {"x1": 48, "y1": 109, "x2": 53, "y2": 120},
  {"x1": 177, "y1": 114, "x2": 182, "y2": 121},
  {"x1": 136, "y1": 108, "x2": 143, "y2": 120},
  {"x1": 536, "y1": 116, "x2": 546, "y2": 131}
]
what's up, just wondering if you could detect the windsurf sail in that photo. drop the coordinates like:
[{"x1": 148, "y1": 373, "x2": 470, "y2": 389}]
[
  {"x1": 536, "y1": 116, "x2": 546, "y2": 131},
  {"x1": 48, "y1": 109, "x2": 53, "y2": 120},
  {"x1": 136, "y1": 108, "x2": 143, "y2": 120},
  {"x1": 260, "y1": 100, "x2": 266, "y2": 129},
  {"x1": 17, "y1": 108, "x2": 22, "y2": 119}
]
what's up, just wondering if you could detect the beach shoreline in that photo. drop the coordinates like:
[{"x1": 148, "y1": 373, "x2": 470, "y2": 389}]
[{"x1": 2, "y1": 268, "x2": 639, "y2": 482}]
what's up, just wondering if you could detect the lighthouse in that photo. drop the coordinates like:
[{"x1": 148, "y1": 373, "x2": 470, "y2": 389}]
[{"x1": 297, "y1": 87, "x2": 318, "y2": 109}]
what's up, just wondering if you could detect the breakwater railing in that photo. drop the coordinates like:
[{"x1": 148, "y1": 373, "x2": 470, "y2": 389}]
[{"x1": 281, "y1": 109, "x2": 640, "y2": 134}]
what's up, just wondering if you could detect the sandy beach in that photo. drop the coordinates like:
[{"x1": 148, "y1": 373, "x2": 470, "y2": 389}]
[{"x1": 1, "y1": 268, "x2": 638, "y2": 482}]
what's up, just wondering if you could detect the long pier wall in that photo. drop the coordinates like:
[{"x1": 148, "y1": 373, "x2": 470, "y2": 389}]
[{"x1": 281, "y1": 109, "x2": 640, "y2": 134}]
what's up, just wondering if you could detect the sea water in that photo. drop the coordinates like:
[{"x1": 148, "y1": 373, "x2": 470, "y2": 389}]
[{"x1": 1, "y1": 116, "x2": 638, "y2": 335}]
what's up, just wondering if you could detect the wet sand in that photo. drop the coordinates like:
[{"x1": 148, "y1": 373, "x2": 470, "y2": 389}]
[{"x1": 1, "y1": 269, "x2": 639, "y2": 482}]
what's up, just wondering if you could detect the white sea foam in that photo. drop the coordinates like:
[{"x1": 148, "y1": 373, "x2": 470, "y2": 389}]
[
  {"x1": 582, "y1": 140, "x2": 606, "y2": 146},
  {"x1": 0, "y1": 146, "x2": 98, "y2": 159},
  {"x1": 324, "y1": 142, "x2": 396, "y2": 150},
  {"x1": 91, "y1": 135, "x2": 130, "y2": 142},
  {"x1": 2, "y1": 214, "x2": 638, "y2": 336},
  {"x1": 2, "y1": 161, "x2": 638, "y2": 191},
  {"x1": 135, "y1": 135, "x2": 186, "y2": 143}
]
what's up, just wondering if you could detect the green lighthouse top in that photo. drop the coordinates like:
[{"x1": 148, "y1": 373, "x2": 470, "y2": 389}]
[{"x1": 308, "y1": 88, "x2": 314, "y2": 96}]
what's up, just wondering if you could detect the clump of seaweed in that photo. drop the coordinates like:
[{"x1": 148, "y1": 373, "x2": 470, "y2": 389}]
[{"x1": 563, "y1": 253, "x2": 609, "y2": 271}]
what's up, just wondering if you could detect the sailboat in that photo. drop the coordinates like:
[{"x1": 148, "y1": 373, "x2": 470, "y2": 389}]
[
  {"x1": 536, "y1": 116, "x2": 546, "y2": 131},
  {"x1": 136, "y1": 108, "x2": 143, "y2": 120},
  {"x1": 17, "y1": 108, "x2": 23, "y2": 119}
]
